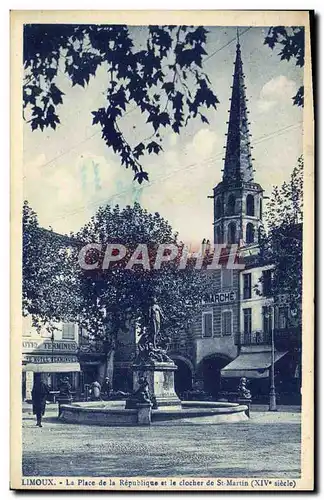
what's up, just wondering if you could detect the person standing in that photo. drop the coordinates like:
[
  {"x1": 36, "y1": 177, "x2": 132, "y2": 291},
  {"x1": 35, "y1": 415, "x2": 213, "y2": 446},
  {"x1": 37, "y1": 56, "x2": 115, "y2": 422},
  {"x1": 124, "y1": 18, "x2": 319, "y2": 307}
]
[
  {"x1": 31, "y1": 374, "x2": 50, "y2": 427},
  {"x1": 101, "y1": 376, "x2": 112, "y2": 399},
  {"x1": 90, "y1": 380, "x2": 101, "y2": 401},
  {"x1": 59, "y1": 376, "x2": 72, "y2": 397}
]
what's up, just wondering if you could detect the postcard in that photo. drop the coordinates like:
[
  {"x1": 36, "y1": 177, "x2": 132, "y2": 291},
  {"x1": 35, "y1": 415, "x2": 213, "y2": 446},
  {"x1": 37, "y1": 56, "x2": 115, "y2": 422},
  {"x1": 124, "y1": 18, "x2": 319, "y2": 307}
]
[{"x1": 10, "y1": 9, "x2": 314, "y2": 491}]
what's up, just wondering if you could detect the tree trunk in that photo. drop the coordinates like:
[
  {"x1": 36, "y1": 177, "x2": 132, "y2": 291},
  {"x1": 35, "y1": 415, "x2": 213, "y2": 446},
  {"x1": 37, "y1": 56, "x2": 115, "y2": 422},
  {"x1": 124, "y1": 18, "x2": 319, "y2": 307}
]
[
  {"x1": 97, "y1": 348, "x2": 115, "y2": 386},
  {"x1": 105, "y1": 348, "x2": 115, "y2": 389}
]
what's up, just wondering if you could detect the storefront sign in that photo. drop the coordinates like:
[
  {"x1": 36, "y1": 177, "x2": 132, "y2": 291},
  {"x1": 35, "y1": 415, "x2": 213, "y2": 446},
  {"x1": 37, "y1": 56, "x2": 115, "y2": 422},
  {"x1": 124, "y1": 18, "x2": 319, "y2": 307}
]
[
  {"x1": 22, "y1": 340, "x2": 78, "y2": 353},
  {"x1": 202, "y1": 291, "x2": 236, "y2": 304},
  {"x1": 23, "y1": 354, "x2": 79, "y2": 364}
]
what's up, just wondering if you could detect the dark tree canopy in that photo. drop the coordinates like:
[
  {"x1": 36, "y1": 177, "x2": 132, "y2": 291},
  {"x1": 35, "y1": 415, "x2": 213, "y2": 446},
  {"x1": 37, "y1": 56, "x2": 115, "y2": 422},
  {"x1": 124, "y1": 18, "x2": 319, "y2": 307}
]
[
  {"x1": 73, "y1": 202, "x2": 209, "y2": 348},
  {"x1": 258, "y1": 156, "x2": 303, "y2": 314},
  {"x1": 22, "y1": 201, "x2": 78, "y2": 332},
  {"x1": 23, "y1": 200, "x2": 209, "y2": 344},
  {"x1": 264, "y1": 26, "x2": 305, "y2": 107},
  {"x1": 23, "y1": 24, "x2": 219, "y2": 183}
]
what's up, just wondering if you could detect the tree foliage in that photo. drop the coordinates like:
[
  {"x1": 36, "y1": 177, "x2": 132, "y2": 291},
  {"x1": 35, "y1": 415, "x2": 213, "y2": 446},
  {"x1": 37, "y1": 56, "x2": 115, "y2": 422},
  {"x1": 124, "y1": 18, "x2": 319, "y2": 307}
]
[
  {"x1": 259, "y1": 156, "x2": 303, "y2": 314},
  {"x1": 23, "y1": 200, "x2": 209, "y2": 345},
  {"x1": 22, "y1": 201, "x2": 78, "y2": 332},
  {"x1": 73, "y1": 202, "x2": 209, "y2": 350},
  {"x1": 23, "y1": 24, "x2": 218, "y2": 183},
  {"x1": 264, "y1": 26, "x2": 304, "y2": 107}
]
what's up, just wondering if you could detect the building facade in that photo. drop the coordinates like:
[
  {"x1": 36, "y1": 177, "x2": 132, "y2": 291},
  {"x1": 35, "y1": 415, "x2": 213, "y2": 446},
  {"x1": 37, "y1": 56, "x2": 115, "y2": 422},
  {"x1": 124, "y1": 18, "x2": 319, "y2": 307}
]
[
  {"x1": 22, "y1": 316, "x2": 81, "y2": 401},
  {"x1": 220, "y1": 260, "x2": 301, "y2": 401}
]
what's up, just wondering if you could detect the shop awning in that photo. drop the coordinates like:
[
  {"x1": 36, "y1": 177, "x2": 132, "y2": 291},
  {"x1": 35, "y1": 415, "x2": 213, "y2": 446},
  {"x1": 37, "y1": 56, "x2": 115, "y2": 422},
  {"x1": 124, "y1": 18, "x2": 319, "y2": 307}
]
[
  {"x1": 22, "y1": 363, "x2": 81, "y2": 373},
  {"x1": 221, "y1": 350, "x2": 288, "y2": 379}
]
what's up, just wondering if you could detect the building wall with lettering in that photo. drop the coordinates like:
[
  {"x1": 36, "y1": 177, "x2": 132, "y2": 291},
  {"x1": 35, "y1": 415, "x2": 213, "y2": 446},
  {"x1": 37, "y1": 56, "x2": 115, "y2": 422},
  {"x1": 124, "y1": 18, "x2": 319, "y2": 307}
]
[
  {"x1": 22, "y1": 315, "x2": 79, "y2": 353},
  {"x1": 22, "y1": 315, "x2": 80, "y2": 400},
  {"x1": 168, "y1": 268, "x2": 240, "y2": 373}
]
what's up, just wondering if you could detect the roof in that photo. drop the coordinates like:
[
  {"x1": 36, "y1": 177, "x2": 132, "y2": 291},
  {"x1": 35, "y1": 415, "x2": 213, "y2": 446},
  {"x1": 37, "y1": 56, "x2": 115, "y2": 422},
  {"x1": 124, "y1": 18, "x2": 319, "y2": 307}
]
[{"x1": 223, "y1": 38, "x2": 254, "y2": 184}]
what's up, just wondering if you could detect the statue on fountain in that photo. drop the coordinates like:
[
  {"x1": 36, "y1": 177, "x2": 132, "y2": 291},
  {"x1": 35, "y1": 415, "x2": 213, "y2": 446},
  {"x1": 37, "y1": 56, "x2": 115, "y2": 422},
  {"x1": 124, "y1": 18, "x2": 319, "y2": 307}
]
[
  {"x1": 237, "y1": 377, "x2": 252, "y2": 400},
  {"x1": 125, "y1": 374, "x2": 157, "y2": 409},
  {"x1": 129, "y1": 296, "x2": 181, "y2": 409},
  {"x1": 135, "y1": 297, "x2": 172, "y2": 364}
]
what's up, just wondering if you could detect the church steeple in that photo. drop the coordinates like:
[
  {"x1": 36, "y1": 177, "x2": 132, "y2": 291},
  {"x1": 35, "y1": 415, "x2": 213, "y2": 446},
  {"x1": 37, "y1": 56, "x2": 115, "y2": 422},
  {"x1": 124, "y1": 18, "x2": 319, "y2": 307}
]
[
  {"x1": 223, "y1": 31, "x2": 254, "y2": 184},
  {"x1": 212, "y1": 31, "x2": 264, "y2": 253}
]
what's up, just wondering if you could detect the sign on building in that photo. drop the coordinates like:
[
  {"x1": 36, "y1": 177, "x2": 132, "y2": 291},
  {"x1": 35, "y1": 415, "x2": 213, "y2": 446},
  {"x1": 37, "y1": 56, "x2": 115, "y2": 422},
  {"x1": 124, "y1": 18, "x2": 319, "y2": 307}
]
[{"x1": 202, "y1": 291, "x2": 236, "y2": 304}]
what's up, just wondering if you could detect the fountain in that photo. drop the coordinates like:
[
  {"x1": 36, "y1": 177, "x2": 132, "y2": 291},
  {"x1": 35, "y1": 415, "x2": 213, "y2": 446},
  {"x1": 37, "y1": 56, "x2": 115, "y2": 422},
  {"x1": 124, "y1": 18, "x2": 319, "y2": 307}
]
[{"x1": 59, "y1": 299, "x2": 249, "y2": 426}]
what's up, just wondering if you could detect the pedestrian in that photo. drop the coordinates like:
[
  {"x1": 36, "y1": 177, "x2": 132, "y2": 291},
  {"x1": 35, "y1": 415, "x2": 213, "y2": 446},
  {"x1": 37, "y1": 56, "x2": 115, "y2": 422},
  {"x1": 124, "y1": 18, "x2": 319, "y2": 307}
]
[
  {"x1": 101, "y1": 376, "x2": 112, "y2": 399},
  {"x1": 31, "y1": 374, "x2": 50, "y2": 427},
  {"x1": 90, "y1": 380, "x2": 101, "y2": 401},
  {"x1": 59, "y1": 376, "x2": 71, "y2": 397}
]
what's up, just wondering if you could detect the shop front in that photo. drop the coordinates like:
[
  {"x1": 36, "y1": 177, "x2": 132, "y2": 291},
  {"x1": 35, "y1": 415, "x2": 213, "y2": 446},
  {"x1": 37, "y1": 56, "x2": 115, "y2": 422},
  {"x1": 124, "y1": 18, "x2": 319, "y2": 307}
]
[{"x1": 22, "y1": 338, "x2": 81, "y2": 401}]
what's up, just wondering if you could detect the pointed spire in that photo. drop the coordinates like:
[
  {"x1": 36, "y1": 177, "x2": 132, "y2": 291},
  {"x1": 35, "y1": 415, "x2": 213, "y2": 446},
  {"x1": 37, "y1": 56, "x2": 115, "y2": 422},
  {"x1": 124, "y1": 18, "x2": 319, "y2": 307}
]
[{"x1": 223, "y1": 32, "x2": 254, "y2": 184}]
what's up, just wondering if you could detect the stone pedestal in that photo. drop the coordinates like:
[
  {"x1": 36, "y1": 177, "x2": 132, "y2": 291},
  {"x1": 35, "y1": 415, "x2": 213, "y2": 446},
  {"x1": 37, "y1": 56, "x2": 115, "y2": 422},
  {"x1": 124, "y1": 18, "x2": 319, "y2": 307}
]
[
  {"x1": 237, "y1": 398, "x2": 251, "y2": 417},
  {"x1": 137, "y1": 403, "x2": 152, "y2": 425},
  {"x1": 132, "y1": 362, "x2": 181, "y2": 409}
]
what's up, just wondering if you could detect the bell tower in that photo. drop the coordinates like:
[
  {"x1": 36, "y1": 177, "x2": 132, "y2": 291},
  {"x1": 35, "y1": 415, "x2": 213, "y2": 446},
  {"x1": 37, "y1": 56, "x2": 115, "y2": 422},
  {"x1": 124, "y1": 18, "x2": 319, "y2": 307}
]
[{"x1": 212, "y1": 31, "x2": 263, "y2": 255}]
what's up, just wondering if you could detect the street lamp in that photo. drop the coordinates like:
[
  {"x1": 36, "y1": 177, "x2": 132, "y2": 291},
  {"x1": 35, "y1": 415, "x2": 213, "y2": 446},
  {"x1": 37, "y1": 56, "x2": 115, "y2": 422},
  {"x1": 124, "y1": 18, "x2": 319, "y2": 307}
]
[
  {"x1": 51, "y1": 330, "x2": 55, "y2": 392},
  {"x1": 51, "y1": 331, "x2": 55, "y2": 363},
  {"x1": 268, "y1": 304, "x2": 277, "y2": 411}
]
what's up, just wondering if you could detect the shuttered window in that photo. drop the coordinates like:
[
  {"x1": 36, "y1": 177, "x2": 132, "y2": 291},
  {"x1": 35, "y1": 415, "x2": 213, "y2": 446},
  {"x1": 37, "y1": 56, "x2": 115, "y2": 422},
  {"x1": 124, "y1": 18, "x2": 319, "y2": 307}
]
[
  {"x1": 243, "y1": 308, "x2": 252, "y2": 334},
  {"x1": 243, "y1": 273, "x2": 252, "y2": 299},
  {"x1": 222, "y1": 310, "x2": 232, "y2": 336},
  {"x1": 62, "y1": 323, "x2": 76, "y2": 340},
  {"x1": 202, "y1": 312, "x2": 213, "y2": 338},
  {"x1": 222, "y1": 268, "x2": 233, "y2": 289}
]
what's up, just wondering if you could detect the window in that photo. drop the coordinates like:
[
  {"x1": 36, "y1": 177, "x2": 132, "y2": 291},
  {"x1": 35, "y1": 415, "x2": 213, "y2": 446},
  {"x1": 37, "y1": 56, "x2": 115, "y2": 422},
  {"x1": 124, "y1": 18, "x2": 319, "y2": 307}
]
[
  {"x1": 262, "y1": 269, "x2": 272, "y2": 296},
  {"x1": 260, "y1": 198, "x2": 263, "y2": 219},
  {"x1": 262, "y1": 306, "x2": 273, "y2": 335},
  {"x1": 215, "y1": 197, "x2": 223, "y2": 218},
  {"x1": 227, "y1": 194, "x2": 236, "y2": 215},
  {"x1": 243, "y1": 273, "x2": 252, "y2": 299},
  {"x1": 222, "y1": 310, "x2": 232, "y2": 336},
  {"x1": 202, "y1": 311, "x2": 213, "y2": 338},
  {"x1": 243, "y1": 308, "x2": 252, "y2": 334},
  {"x1": 62, "y1": 323, "x2": 76, "y2": 340},
  {"x1": 228, "y1": 222, "x2": 236, "y2": 244},
  {"x1": 246, "y1": 223, "x2": 255, "y2": 244},
  {"x1": 215, "y1": 225, "x2": 222, "y2": 244},
  {"x1": 246, "y1": 194, "x2": 255, "y2": 216},
  {"x1": 278, "y1": 306, "x2": 289, "y2": 329},
  {"x1": 222, "y1": 268, "x2": 233, "y2": 289}
]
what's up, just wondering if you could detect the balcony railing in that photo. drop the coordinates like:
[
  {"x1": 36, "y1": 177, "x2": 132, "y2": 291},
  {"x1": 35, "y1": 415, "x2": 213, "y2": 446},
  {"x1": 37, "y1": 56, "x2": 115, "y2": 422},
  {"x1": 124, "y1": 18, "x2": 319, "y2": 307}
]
[
  {"x1": 235, "y1": 331, "x2": 270, "y2": 346},
  {"x1": 235, "y1": 327, "x2": 301, "y2": 346}
]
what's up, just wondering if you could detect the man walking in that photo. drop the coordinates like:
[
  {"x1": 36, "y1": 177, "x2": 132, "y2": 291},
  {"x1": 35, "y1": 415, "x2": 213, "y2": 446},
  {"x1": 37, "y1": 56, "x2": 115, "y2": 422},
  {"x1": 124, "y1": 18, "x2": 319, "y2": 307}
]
[{"x1": 31, "y1": 374, "x2": 50, "y2": 427}]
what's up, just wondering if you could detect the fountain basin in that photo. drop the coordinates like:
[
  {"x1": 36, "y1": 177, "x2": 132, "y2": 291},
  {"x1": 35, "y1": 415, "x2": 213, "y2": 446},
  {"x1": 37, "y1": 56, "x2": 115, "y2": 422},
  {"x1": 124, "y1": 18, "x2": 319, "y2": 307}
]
[{"x1": 59, "y1": 400, "x2": 249, "y2": 426}]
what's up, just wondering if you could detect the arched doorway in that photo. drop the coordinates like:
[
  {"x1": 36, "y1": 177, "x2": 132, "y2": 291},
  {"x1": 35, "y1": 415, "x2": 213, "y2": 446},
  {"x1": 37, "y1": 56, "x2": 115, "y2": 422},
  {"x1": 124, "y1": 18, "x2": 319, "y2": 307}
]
[
  {"x1": 197, "y1": 354, "x2": 232, "y2": 398},
  {"x1": 171, "y1": 356, "x2": 193, "y2": 396}
]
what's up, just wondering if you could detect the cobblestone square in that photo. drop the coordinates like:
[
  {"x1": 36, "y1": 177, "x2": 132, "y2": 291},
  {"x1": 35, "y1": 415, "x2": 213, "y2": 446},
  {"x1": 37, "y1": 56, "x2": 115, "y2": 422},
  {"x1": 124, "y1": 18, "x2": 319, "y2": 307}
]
[{"x1": 22, "y1": 405, "x2": 301, "y2": 478}]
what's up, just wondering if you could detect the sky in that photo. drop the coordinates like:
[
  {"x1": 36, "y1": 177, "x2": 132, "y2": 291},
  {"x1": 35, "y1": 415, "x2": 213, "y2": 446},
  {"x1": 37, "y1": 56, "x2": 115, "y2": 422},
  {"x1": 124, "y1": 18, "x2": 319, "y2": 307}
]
[{"x1": 23, "y1": 26, "x2": 304, "y2": 245}]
